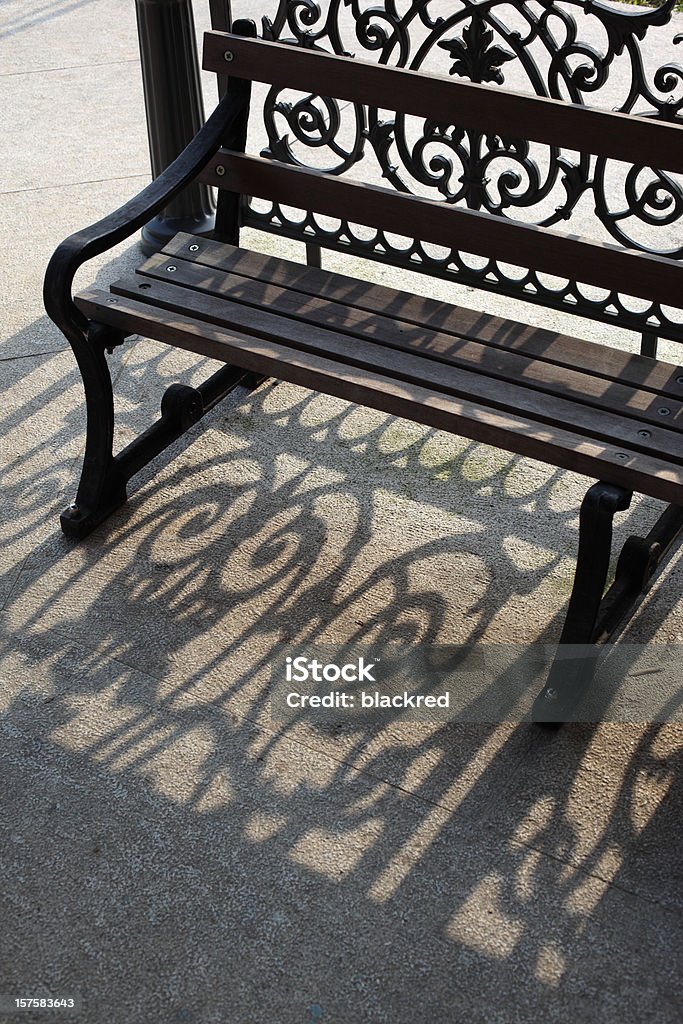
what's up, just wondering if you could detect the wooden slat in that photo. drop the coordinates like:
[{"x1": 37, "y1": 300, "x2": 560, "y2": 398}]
[
  {"x1": 164, "y1": 233, "x2": 683, "y2": 399},
  {"x1": 73, "y1": 287, "x2": 683, "y2": 505},
  {"x1": 134, "y1": 252, "x2": 683, "y2": 439},
  {"x1": 203, "y1": 32, "x2": 683, "y2": 174},
  {"x1": 113, "y1": 268, "x2": 683, "y2": 462},
  {"x1": 200, "y1": 153, "x2": 683, "y2": 309}
]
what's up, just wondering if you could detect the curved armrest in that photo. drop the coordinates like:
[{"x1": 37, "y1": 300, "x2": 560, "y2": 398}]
[{"x1": 43, "y1": 88, "x2": 244, "y2": 337}]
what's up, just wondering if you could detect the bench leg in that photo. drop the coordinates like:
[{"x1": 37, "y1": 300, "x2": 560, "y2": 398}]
[
  {"x1": 533, "y1": 482, "x2": 683, "y2": 724},
  {"x1": 61, "y1": 326, "x2": 266, "y2": 539},
  {"x1": 113, "y1": 365, "x2": 264, "y2": 485},
  {"x1": 60, "y1": 327, "x2": 128, "y2": 540}
]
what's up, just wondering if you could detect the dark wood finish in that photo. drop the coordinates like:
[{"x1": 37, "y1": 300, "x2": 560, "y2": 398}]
[
  {"x1": 116, "y1": 268, "x2": 683, "y2": 461},
  {"x1": 203, "y1": 32, "x2": 683, "y2": 175},
  {"x1": 208, "y1": 0, "x2": 231, "y2": 102},
  {"x1": 212, "y1": 20, "x2": 255, "y2": 243},
  {"x1": 200, "y1": 152, "x2": 683, "y2": 309},
  {"x1": 163, "y1": 232, "x2": 683, "y2": 400},
  {"x1": 75, "y1": 287, "x2": 683, "y2": 505},
  {"x1": 132, "y1": 253, "x2": 683, "y2": 439}
]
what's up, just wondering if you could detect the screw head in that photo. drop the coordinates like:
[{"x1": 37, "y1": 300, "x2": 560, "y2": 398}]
[
  {"x1": 544, "y1": 687, "x2": 558, "y2": 702},
  {"x1": 676, "y1": 375, "x2": 683, "y2": 385},
  {"x1": 215, "y1": 164, "x2": 225, "y2": 177},
  {"x1": 658, "y1": 407, "x2": 671, "y2": 416},
  {"x1": 224, "y1": 50, "x2": 234, "y2": 62},
  {"x1": 166, "y1": 265, "x2": 177, "y2": 273},
  {"x1": 107, "y1": 298, "x2": 117, "y2": 304},
  {"x1": 615, "y1": 452, "x2": 629, "y2": 461},
  {"x1": 637, "y1": 429, "x2": 652, "y2": 439},
  {"x1": 189, "y1": 243, "x2": 199, "y2": 252}
]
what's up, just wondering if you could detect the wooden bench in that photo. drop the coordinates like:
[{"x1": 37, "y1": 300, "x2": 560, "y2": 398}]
[{"x1": 43, "y1": 21, "x2": 683, "y2": 722}]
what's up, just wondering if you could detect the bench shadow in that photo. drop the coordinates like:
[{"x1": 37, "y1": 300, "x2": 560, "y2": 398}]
[
  {"x1": 1, "y1": 594, "x2": 681, "y2": 1020},
  {"x1": 1, "y1": 258, "x2": 682, "y2": 1019}
]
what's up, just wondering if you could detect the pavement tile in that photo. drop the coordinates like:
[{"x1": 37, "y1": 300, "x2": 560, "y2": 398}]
[
  {"x1": 1, "y1": 628, "x2": 681, "y2": 1024},
  {"x1": 0, "y1": 723, "x2": 679, "y2": 1018},
  {"x1": 1, "y1": 181, "x2": 149, "y2": 358},
  {"x1": 0, "y1": 1, "x2": 139, "y2": 75},
  {"x1": 0, "y1": 349, "x2": 84, "y2": 609},
  {"x1": 0, "y1": 63, "x2": 147, "y2": 192}
]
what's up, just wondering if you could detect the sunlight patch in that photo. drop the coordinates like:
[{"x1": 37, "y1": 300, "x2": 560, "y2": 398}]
[
  {"x1": 290, "y1": 820, "x2": 383, "y2": 878},
  {"x1": 502, "y1": 536, "x2": 556, "y2": 571},
  {"x1": 534, "y1": 942, "x2": 566, "y2": 986},
  {"x1": 563, "y1": 848, "x2": 623, "y2": 917},
  {"x1": 461, "y1": 446, "x2": 514, "y2": 483},
  {"x1": 446, "y1": 875, "x2": 523, "y2": 958},
  {"x1": 244, "y1": 811, "x2": 289, "y2": 842},
  {"x1": 194, "y1": 771, "x2": 235, "y2": 813},
  {"x1": 141, "y1": 725, "x2": 222, "y2": 806}
]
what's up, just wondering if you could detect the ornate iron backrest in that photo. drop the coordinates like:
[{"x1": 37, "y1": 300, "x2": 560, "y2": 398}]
[{"x1": 238, "y1": 0, "x2": 683, "y2": 344}]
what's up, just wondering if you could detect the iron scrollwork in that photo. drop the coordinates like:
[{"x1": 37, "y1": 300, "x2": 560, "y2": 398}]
[{"x1": 246, "y1": 0, "x2": 683, "y2": 341}]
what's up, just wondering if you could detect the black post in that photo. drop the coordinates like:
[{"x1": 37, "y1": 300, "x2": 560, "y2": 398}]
[{"x1": 136, "y1": 0, "x2": 216, "y2": 254}]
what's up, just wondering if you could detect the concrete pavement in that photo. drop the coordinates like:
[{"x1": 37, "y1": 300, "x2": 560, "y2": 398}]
[{"x1": 1, "y1": 2, "x2": 682, "y2": 1021}]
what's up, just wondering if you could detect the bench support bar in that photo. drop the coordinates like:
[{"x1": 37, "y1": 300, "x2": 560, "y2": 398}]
[
  {"x1": 61, "y1": 338, "x2": 264, "y2": 539},
  {"x1": 533, "y1": 482, "x2": 683, "y2": 722}
]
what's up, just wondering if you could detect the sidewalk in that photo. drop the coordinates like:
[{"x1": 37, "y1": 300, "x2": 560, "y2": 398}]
[{"x1": 1, "y1": 2, "x2": 682, "y2": 1022}]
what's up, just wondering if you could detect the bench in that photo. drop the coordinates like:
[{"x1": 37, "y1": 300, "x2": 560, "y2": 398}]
[{"x1": 43, "y1": 17, "x2": 683, "y2": 723}]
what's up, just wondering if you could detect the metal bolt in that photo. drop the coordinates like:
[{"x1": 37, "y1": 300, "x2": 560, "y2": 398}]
[
  {"x1": 107, "y1": 298, "x2": 117, "y2": 304},
  {"x1": 637, "y1": 429, "x2": 652, "y2": 439},
  {"x1": 166, "y1": 265, "x2": 177, "y2": 273},
  {"x1": 544, "y1": 687, "x2": 558, "y2": 702},
  {"x1": 676, "y1": 376, "x2": 683, "y2": 385},
  {"x1": 215, "y1": 164, "x2": 225, "y2": 177},
  {"x1": 658, "y1": 407, "x2": 671, "y2": 416},
  {"x1": 189, "y1": 243, "x2": 199, "y2": 252},
  {"x1": 224, "y1": 50, "x2": 234, "y2": 62},
  {"x1": 615, "y1": 452, "x2": 629, "y2": 461}
]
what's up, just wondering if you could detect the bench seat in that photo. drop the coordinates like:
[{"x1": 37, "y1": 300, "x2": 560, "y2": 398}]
[{"x1": 75, "y1": 232, "x2": 683, "y2": 506}]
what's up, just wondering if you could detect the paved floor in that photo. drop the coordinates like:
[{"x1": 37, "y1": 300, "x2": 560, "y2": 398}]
[{"x1": 1, "y1": 2, "x2": 682, "y2": 1022}]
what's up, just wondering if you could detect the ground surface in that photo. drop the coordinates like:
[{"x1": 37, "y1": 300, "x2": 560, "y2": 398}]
[{"x1": 1, "y1": 2, "x2": 682, "y2": 1022}]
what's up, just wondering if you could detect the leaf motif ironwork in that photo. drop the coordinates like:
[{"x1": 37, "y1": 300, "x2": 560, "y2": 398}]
[
  {"x1": 439, "y1": 10, "x2": 515, "y2": 84},
  {"x1": 249, "y1": 0, "x2": 683, "y2": 341}
]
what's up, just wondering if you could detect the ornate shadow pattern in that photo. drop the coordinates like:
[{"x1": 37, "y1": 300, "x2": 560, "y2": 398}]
[{"x1": 242, "y1": 0, "x2": 683, "y2": 342}]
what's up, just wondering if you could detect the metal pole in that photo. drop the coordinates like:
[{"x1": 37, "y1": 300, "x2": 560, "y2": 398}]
[{"x1": 135, "y1": 0, "x2": 216, "y2": 254}]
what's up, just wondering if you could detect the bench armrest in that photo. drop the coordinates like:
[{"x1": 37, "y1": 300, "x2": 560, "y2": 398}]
[{"x1": 43, "y1": 90, "x2": 243, "y2": 338}]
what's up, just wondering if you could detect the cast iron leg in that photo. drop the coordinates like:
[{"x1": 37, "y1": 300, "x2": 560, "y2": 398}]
[
  {"x1": 114, "y1": 364, "x2": 265, "y2": 486},
  {"x1": 60, "y1": 326, "x2": 128, "y2": 539},
  {"x1": 533, "y1": 481, "x2": 683, "y2": 723},
  {"x1": 61, "y1": 326, "x2": 266, "y2": 540}
]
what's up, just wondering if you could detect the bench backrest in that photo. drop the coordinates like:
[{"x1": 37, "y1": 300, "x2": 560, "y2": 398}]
[{"x1": 202, "y1": 9, "x2": 683, "y2": 346}]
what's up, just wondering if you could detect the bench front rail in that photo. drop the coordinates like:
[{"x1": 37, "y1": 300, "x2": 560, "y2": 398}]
[{"x1": 44, "y1": 23, "x2": 683, "y2": 722}]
